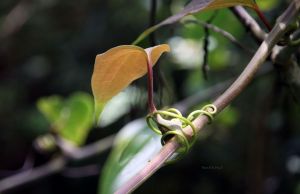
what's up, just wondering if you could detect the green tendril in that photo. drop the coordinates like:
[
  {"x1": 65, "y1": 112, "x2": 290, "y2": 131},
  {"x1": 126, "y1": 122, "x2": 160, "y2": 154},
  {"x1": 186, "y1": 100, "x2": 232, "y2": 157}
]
[
  {"x1": 146, "y1": 104, "x2": 217, "y2": 162},
  {"x1": 187, "y1": 104, "x2": 217, "y2": 123}
]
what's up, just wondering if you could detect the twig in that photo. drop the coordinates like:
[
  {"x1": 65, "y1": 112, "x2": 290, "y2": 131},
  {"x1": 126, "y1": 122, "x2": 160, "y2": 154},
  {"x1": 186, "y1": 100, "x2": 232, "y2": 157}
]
[
  {"x1": 231, "y1": 6, "x2": 267, "y2": 42},
  {"x1": 149, "y1": 0, "x2": 165, "y2": 108},
  {"x1": 0, "y1": 157, "x2": 66, "y2": 193},
  {"x1": 115, "y1": 1, "x2": 300, "y2": 193},
  {"x1": 183, "y1": 19, "x2": 254, "y2": 53},
  {"x1": 62, "y1": 165, "x2": 100, "y2": 178},
  {"x1": 202, "y1": 12, "x2": 219, "y2": 80},
  {"x1": 56, "y1": 134, "x2": 116, "y2": 160},
  {"x1": 174, "y1": 64, "x2": 272, "y2": 114},
  {"x1": 0, "y1": 149, "x2": 34, "y2": 177},
  {"x1": 0, "y1": 135, "x2": 115, "y2": 193},
  {"x1": 0, "y1": 0, "x2": 33, "y2": 39},
  {"x1": 149, "y1": 0, "x2": 157, "y2": 45}
]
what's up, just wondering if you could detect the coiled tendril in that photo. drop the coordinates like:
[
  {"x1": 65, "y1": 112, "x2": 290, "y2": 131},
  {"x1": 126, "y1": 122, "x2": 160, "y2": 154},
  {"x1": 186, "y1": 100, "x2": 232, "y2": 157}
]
[{"x1": 146, "y1": 104, "x2": 217, "y2": 161}]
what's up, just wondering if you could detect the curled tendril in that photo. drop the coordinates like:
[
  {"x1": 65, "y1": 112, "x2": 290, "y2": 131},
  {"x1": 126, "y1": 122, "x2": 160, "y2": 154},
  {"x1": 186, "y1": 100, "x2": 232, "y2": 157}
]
[
  {"x1": 146, "y1": 104, "x2": 217, "y2": 162},
  {"x1": 161, "y1": 130, "x2": 190, "y2": 153},
  {"x1": 187, "y1": 104, "x2": 217, "y2": 123}
]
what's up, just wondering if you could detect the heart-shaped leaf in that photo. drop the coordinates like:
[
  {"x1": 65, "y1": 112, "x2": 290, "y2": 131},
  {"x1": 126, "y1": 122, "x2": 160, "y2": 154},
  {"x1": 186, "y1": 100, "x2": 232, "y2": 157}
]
[
  {"x1": 91, "y1": 44, "x2": 170, "y2": 122},
  {"x1": 37, "y1": 92, "x2": 94, "y2": 146},
  {"x1": 99, "y1": 119, "x2": 161, "y2": 194},
  {"x1": 133, "y1": 0, "x2": 257, "y2": 44}
]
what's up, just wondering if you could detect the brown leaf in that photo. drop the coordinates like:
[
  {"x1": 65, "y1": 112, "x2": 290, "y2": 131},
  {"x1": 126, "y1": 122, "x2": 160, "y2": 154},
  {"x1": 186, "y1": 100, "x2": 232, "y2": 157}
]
[{"x1": 91, "y1": 44, "x2": 170, "y2": 121}]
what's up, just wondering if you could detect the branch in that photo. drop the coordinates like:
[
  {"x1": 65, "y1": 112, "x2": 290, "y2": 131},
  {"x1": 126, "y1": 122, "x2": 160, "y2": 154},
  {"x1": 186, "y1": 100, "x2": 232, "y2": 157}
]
[
  {"x1": 202, "y1": 12, "x2": 218, "y2": 79},
  {"x1": 0, "y1": 0, "x2": 33, "y2": 40},
  {"x1": 183, "y1": 19, "x2": 254, "y2": 53},
  {"x1": 62, "y1": 164, "x2": 100, "y2": 178},
  {"x1": 174, "y1": 64, "x2": 272, "y2": 114},
  {"x1": 231, "y1": 6, "x2": 267, "y2": 42},
  {"x1": 0, "y1": 135, "x2": 115, "y2": 193},
  {"x1": 115, "y1": 1, "x2": 300, "y2": 193},
  {"x1": 149, "y1": 0, "x2": 157, "y2": 45},
  {"x1": 0, "y1": 157, "x2": 65, "y2": 193},
  {"x1": 55, "y1": 134, "x2": 116, "y2": 160}
]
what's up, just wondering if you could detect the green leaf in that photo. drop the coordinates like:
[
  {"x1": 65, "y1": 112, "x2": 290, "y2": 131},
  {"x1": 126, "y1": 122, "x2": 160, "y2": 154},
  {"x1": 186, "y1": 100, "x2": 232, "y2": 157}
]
[
  {"x1": 37, "y1": 95, "x2": 63, "y2": 124},
  {"x1": 37, "y1": 92, "x2": 94, "y2": 146},
  {"x1": 99, "y1": 119, "x2": 161, "y2": 194},
  {"x1": 57, "y1": 92, "x2": 94, "y2": 145},
  {"x1": 133, "y1": 0, "x2": 257, "y2": 44}
]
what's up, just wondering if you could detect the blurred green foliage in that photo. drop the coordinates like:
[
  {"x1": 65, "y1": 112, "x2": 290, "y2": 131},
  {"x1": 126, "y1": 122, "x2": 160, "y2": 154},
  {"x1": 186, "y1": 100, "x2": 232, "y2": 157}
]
[{"x1": 37, "y1": 92, "x2": 93, "y2": 146}]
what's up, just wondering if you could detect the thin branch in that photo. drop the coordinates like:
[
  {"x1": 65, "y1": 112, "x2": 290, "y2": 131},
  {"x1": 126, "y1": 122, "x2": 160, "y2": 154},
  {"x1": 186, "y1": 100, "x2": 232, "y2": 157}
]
[
  {"x1": 231, "y1": 6, "x2": 267, "y2": 42},
  {"x1": 0, "y1": 0, "x2": 33, "y2": 40},
  {"x1": 149, "y1": 0, "x2": 165, "y2": 108},
  {"x1": 183, "y1": 19, "x2": 254, "y2": 53},
  {"x1": 0, "y1": 150, "x2": 34, "y2": 177},
  {"x1": 56, "y1": 134, "x2": 116, "y2": 160},
  {"x1": 62, "y1": 165, "x2": 100, "y2": 178},
  {"x1": 149, "y1": 0, "x2": 157, "y2": 45},
  {"x1": 0, "y1": 157, "x2": 66, "y2": 193},
  {"x1": 115, "y1": 1, "x2": 300, "y2": 193},
  {"x1": 202, "y1": 12, "x2": 219, "y2": 80},
  {"x1": 174, "y1": 64, "x2": 272, "y2": 114},
  {"x1": 0, "y1": 135, "x2": 115, "y2": 193}
]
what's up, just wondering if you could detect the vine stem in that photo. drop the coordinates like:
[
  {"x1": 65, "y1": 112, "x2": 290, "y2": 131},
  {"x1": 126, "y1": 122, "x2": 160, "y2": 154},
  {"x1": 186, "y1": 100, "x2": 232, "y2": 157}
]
[
  {"x1": 254, "y1": 5, "x2": 272, "y2": 31},
  {"x1": 231, "y1": 6, "x2": 267, "y2": 42},
  {"x1": 115, "y1": 1, "x2": 300, "y2": 193},
  {"x1": 147, "y1": 59, "x2": 156, "y2": 113}
]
